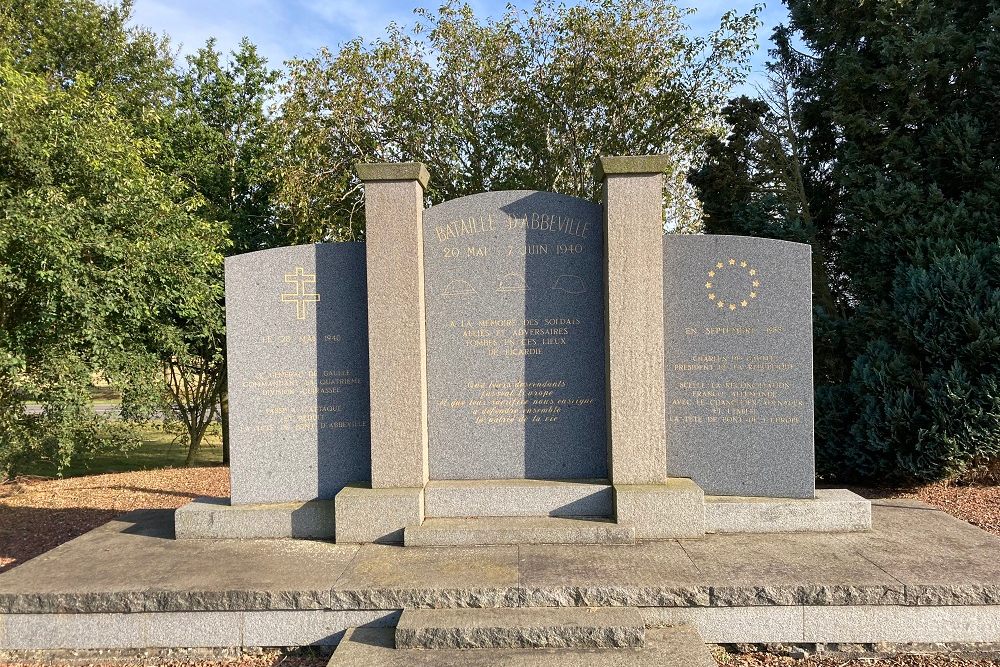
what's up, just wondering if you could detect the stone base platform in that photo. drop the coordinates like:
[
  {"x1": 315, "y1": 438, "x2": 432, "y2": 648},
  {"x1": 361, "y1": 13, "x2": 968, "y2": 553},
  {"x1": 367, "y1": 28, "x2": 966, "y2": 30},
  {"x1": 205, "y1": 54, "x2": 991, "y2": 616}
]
[
  {"x1": 705, "y1": 489, "x2": 872, "y2": 534},
  {"x1": 175, "y1": 498, "x2": 336, "y2": 539},
  {"x1": 330, "y1": 626, "x2": 715, "y2": 666},
  {"x1": 1, "y1": 500, "x2": 999, "y2": 652},
  {"x1": 173, "y1": 484, "x2": 871, "y2": 543},
  {"x1": 405, "y1": 516, "x2": 635, "y2": 546}
]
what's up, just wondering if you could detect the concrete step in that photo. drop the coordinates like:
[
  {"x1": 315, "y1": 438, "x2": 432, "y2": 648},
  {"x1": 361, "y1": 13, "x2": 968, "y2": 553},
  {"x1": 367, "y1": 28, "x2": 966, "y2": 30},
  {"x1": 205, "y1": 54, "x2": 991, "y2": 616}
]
[
  {"x1": 424, "y1": 479, "x2": 613, "y2": 518},
  {"x1": 328, "y1": 626, "x2": 715, "y2": 666},
  {"x1": 395, "y1": 607, "x2": 645, "y2": 649},
  {"x1": 404, "y1": 516, "x2": 635, "y2": 546}
]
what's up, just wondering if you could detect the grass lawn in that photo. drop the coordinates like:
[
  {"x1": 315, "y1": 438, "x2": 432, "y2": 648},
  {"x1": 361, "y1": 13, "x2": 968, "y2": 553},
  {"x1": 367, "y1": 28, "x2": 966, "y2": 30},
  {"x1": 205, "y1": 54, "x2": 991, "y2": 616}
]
[
  {"x1": 17, "y1": 383, "x2": 225, "y2": 479},
  {"x1": 16, "y1": 425, "x2": 225, "y2": 479}
]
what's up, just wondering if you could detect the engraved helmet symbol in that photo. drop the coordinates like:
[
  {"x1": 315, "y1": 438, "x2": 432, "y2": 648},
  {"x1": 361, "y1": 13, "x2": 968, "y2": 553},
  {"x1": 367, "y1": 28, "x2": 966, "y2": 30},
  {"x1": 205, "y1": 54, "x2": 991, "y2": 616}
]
[
  {"x1": 552, "y1": 274, "x2": 586, "y2": 294},
  {"x1": 439, "y1": 278, "x2": 477, "y2": 296},
  {"x1": 497, "y1": 273, "x2": 529, "y2": 292}
]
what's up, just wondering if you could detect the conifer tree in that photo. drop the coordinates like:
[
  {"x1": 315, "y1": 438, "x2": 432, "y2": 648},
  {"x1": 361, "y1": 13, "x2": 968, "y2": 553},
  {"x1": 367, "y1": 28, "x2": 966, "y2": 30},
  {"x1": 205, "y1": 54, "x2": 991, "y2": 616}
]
[{"x1": 694, "y1": 0, "x2": 1000, "y2": 481}]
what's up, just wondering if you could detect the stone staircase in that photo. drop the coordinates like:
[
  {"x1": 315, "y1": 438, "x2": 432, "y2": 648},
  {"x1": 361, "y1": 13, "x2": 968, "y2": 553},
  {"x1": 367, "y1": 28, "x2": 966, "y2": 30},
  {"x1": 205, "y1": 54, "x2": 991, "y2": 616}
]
[
  {"x1": 407, "y1": 479, "x2": 634, "y2": 546},
  {"x1": 327, "y1": 607, "x2": 715, "y2": 666},
  {"x1": 405, "y1": 516, "x2": 635, "y2": 546}
]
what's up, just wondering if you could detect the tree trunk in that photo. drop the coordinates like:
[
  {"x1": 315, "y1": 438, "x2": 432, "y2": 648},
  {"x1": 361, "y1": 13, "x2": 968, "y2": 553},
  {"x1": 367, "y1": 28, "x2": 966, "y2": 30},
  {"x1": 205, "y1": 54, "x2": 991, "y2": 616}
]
[
  {"x1": 184, "y1": 425, "x2": 202, "y2": 467},
  {"x1": 220, "y1": 385, "x2": 230, "y2": 465}
]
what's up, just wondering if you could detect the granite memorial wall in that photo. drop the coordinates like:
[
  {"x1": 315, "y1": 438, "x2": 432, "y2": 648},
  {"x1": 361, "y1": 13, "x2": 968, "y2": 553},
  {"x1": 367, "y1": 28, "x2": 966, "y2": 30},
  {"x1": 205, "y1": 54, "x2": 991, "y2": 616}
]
[
  {"x1": 422, "y1": 191, "x2": 608, "y2": 480},
  {"x1": 226, "y1": 243, "x2": 371, "y2": 504},
  {"x1": 223, "y1": 198, "x2": 815, "y2": 502},
  {"x1": 662, "y1": 235, "x2": 815, "y2": 498}
]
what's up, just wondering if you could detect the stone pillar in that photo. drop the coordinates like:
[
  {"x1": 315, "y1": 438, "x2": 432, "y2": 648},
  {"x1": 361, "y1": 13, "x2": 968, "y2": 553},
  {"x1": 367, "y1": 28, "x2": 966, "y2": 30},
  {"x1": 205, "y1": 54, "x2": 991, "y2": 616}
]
[
  {"x1": 597, "y1": 155, "x2": 704, "y2": 538},
  {"x1": 334, "y1": 162, "x2": 430, "y2": 544}
]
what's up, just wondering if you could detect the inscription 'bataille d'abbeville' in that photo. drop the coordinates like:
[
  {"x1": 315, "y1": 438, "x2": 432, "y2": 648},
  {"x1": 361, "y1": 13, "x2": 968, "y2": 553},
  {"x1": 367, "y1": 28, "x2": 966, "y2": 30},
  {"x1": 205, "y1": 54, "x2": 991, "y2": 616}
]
[{"x1": 422, "y1": 191, "x2": 608, "y2": 481}]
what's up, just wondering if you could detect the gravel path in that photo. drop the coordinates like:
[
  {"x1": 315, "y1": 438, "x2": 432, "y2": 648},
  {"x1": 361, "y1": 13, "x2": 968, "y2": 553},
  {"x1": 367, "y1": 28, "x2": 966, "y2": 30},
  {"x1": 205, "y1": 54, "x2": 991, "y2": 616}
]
[
  {"x1": 721, "y1": 653, "x2": 1000, "y2": 665},
  {"x1": 1, "y1": 470, "x2": 999, "y2": 666},
  {"x1": 0, "y1": 467, "x2": 228, "y2": 573}
]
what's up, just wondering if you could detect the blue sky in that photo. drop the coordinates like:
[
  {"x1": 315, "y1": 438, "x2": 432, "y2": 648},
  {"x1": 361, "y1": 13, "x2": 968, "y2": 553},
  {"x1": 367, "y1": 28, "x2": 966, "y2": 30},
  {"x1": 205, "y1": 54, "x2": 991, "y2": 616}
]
[{"x1": 130, "y1": 0, "x2": 789, "y2": 92}]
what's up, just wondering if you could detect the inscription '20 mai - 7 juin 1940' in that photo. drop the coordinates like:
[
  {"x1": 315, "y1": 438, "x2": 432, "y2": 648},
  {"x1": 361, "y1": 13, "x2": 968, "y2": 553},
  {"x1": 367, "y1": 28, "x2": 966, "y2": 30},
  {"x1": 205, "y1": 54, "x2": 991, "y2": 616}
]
[{"x1": 422, "y1": 191, "x2": 609, "y2": 481}]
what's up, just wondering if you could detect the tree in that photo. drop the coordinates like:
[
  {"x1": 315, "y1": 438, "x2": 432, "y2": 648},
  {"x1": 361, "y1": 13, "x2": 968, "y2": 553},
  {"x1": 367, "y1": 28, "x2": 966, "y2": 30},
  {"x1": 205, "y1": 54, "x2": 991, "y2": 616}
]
[
  {"x1": 0, "y1": 0, "x2": 176, "y2": 131},
  {"x1": 159, "y1": 38, "x2": 281, "y2": 464},
  {"x1": 272, "y1": 0, "x2": 760, "y2": 242},
  {"x1": 694, "y1": 0, "x2": 1000, "y2": 482},
  {"x1": 802, "y1": 0, "x2": 1000, "y2": 482},
  {"x1": 0, "y1": 53, "x2": 225, "y2": 478}
]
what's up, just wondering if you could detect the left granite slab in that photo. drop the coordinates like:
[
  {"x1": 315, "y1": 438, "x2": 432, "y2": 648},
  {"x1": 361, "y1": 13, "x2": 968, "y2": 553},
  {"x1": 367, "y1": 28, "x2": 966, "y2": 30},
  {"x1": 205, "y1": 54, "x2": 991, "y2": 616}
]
[
  {"x1": 0, "y1": 509, "x2": 359, "y2": 613},
  {"x1": 175, "y1": 497, "x2": 336, "y2": 539}
]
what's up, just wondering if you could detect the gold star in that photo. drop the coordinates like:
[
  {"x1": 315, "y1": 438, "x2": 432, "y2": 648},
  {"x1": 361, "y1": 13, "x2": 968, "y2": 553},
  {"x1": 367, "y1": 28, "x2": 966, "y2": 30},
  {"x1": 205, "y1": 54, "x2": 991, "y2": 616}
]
[
  {"x1": 749, "y1": 268, "x2": 757, "y2": 276},
  {"x1": 708, "y1": 293, "x2": 716, "y2": 300},
  {"x1": 717, "y1": 301, "x2": 725, "y2": 309},
  {"x1": 708, "y1": 270, "x2": 715, "y2": 277},
  {"x1": 750, "y1": 291, "x2": 757, "y2": 298},
  {"x1": 705, "y1": 282, "x2": 712, "y2": 289},
  {"x1": 752, "y1": 280, "x2": 760, "y2": 288},
  {"x1": 741, "y1": 300, "x2": 748, "y2": 307},
  {"x1": 729, "y1": 303, "x2": 736, "y2": 311},
  {"x1": 729, "y1": 258, "x2": 736, "y2": 265},
  {"x1": 716, "y1": 262, "x2": 724, "y2": 269},
  {"x1": 740, "y1": 261, "x2": 747, "y2": 268}
]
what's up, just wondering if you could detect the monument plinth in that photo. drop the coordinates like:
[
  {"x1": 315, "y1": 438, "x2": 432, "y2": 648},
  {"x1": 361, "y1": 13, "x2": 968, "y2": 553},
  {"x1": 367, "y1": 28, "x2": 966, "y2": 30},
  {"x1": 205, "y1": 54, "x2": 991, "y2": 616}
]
[{"x1": 175, "y1": 156, "x2": 868, "y2": 544}]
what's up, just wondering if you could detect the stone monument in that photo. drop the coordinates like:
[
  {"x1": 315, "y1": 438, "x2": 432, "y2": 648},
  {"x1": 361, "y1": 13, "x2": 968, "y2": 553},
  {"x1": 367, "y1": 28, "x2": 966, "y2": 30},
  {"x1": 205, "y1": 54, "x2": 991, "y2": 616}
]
[{"x1": 175, "y1": 156, "x2": 870, "y2": 543}]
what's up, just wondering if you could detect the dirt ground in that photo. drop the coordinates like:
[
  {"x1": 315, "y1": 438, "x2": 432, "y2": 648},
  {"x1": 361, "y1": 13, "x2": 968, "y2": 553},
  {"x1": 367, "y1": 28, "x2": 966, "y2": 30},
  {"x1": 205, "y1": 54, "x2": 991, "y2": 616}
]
[
  {"x1": 0, "y1": 467, "x2": 229, "y2": 573},
  {"x1": 1, "y1": 469, "x2": 999, "y2": 666},
  {"x1": 720, "y1": 652, "x2": 1000, "y2": 666}
]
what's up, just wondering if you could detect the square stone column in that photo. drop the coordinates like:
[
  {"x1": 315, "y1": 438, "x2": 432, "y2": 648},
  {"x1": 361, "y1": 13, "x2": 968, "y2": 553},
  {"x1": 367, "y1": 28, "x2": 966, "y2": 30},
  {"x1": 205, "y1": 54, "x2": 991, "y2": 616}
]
[
  {"x1": 598, "y1": 155, "x2": 671, "y2": 485},
  {"x1": 335, "y1": 162, "x2": 430, "y2": 543},
  {"x1": 598, "y1": 155, "x2": 705, "y2": 538}
]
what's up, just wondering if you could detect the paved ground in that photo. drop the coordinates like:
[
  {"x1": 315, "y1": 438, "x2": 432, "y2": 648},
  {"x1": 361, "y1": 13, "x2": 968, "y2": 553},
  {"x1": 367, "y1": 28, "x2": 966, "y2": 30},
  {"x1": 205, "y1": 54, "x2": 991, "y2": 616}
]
[
  {"x1": 3, "y1": 649, "x2": 1000, "y2": 667},
  {"x1": 0, "y1": 499, "x2": 998, "y2": 613},
  {"x1": 0, "y1": 468, "x2": 229, "y2": 573},
  {"x1": 2, "y1": 471, "x2": 999, "y2": 665}
]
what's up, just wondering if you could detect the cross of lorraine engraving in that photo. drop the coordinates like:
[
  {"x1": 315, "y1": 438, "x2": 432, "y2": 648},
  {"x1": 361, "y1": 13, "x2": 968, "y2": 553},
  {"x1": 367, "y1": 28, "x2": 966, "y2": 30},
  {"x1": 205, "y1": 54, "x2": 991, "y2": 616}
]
[{"x1": 281, "y1": 267, "x2": 320, "y2": 320}]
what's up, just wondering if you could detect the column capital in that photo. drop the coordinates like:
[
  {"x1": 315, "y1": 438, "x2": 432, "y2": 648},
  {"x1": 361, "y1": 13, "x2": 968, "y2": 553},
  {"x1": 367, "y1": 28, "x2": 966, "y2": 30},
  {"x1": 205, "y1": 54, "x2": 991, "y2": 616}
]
[
  {"x1": 356, "y1": 162, "x2": 430, "y2": 189},
  {"x1": 594, "y1": 155, "x2": 671, "y2": 182}
]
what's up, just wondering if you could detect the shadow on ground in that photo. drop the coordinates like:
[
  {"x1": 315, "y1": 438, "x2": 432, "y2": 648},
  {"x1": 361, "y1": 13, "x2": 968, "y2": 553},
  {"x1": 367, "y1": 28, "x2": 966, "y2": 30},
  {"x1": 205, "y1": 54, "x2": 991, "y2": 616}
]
[{"x1": 0, "y1": 505, "x2": 121, "y2": 573}]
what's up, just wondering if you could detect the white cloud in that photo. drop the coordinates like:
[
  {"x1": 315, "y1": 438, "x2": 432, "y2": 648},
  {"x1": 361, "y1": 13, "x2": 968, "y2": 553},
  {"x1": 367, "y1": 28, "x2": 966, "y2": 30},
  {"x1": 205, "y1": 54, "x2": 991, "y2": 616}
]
[{"x1": 298, "y1": 0, "x2": 416, "y2": 41}]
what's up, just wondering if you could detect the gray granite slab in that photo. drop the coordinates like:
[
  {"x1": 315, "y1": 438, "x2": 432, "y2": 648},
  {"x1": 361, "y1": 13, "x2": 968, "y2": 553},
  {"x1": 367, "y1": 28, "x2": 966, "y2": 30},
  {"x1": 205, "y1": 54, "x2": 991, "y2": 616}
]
[
  {"x1": 704, "y1": 489, "x2": 871, "y2": 533},
  {"x1": 330, "y1": 544, "x2": 522, "y2": 609},
  {"x1": 404, "y1": 517, "x2": 634, "y2": 546},
  {"x1": 841, "y1": 500, "x2": 1000, "y2": 605},
  {"x1": 394, "y1": 607, "x2": 645, "y2": 649},
  {"x1": 174, "y1": 497, "x2": 336, "y2": 539},
  {"x1": 3, "y1": 502, "x2": 1000, "y2": 615},
  {"x1": 423, "y1": 479, "x2": 613, "y2": 518},
  {"x1": 662, "y1": 234, "x2": 815, "y2": 498},
  {"x1": 518, "y1": 541, "x2": 710, "y2": 607},
  {"x1": 331, "y1": 626, "x2": 715, "y2": 667},
  {"x1": 225, "y1": 243, "x2": 370, "y2": 504},
  {"x1": 0, "y1": 510, "x2": 358, "y2": 613},
  {"x1": 679, "y1": 530, "x2": 906, "y2": 606},
  {"x1": 422, "y1": 191, "x2": 606, "y2": 479}
]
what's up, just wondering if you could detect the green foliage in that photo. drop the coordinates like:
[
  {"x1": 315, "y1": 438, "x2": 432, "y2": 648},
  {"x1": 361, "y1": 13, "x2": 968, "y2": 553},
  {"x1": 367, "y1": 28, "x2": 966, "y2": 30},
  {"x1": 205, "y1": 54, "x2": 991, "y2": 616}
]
[
  {"x1": 158, "y1": 38, "x2": 283, "y2": 464},
  {"x1": 0, "y1": 2, "x2": 226, "y2": 478},
  {"x1": 693, "y1": 0, "x2": 1000, "y2": 482},
  {"x1": 274, "y1": 0, "x2": 760, "y2": 242},
  {"x1": 0, "y1": 0, "x2": 176, "y2": 128},
  {"x1": 13, "y1": 423, "x2": 223, "y2": 477},
  {"x1": 165, "y1": 38, "x2": 283, "y2": 255}
]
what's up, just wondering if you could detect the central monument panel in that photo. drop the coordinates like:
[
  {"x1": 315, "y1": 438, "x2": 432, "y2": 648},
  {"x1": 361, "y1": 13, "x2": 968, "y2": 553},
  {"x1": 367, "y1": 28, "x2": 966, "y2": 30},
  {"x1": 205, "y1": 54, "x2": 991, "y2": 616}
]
[{"x1": 423, "y1": 191, "x2": 607, "y2": 479}]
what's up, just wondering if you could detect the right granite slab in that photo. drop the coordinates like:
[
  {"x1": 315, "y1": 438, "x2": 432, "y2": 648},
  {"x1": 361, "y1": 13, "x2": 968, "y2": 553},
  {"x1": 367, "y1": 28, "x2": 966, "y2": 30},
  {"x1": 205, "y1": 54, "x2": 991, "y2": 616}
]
[{"x1": 662, "y1": 234, "x2": 815, "y2": 498}]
